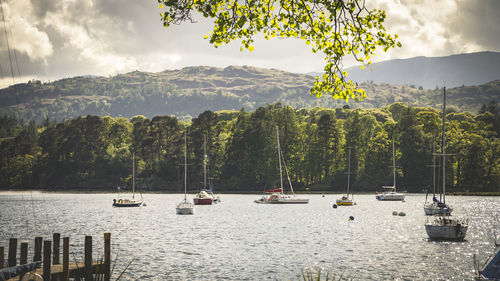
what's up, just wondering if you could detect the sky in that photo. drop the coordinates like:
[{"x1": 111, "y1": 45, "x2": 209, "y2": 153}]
[{"x1": 0, "y1": 0, "x2": 499, "y2": 88}]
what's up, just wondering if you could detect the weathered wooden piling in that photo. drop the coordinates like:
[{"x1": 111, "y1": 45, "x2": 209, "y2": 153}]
[
  {"x1": 34, "y1": 237, "x2": 43, "y2": 263},
  {"x1": 85, "y1": 235, "x2": 93, "y2": 281},
  {"x1": 43, "y1": 240, "x2": 51, "y2": 281},
  {"x1": 8, "y1": 238, "x2": 17, "y2": 267},
  {"x1": 19, "y1": 242, "x2": 28, "y2": 281},
  {"x1": 104, "y1": 232, "x2": 111, "y2": 281},
  {"x1": 0, "y1": 246, "x2": 4, "y2": 269},
  {"x1": 53, "y1": 233, "x2": 61, "y2": 265},
  {"x1": 62, "y1": 237, "x2": 69, "y2": 281},
  {"x1": 4, "y1": 233, "x2": 111, "y2": 281}
]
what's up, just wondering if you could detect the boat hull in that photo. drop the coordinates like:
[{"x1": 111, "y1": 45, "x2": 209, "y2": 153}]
[
  {"x1": 424, "y1": 202, "x2": 452, "y2": 215},
  {"x1": 269, "y1": 198, "x2": 309, "y2": 204},
  {"x1": 425, "y1": 224, "x2": 468, "y2": 241},
  {"x1": 375, "y1": 193, "x2": 405, "y2": 201},
  {"x1": 176, "y1": 201, "x2": 195, "y2": 215},
  {"x1": 193, "y1": 198, "x2": 213, "y2": 205},
  {"x1": 176, "y1": 207, "x2": 195, "y2": 215},
  {"x1": 113, "y1": 199, "x2": 143, "y2": 207},
  {"x1": 336, "y1": 200, "x2": 354, "y2": 206},
  {"x1": 425, "y1": 216, "x2": 468, "y2": 241},
  {"x1": 113, "y1": 203, "x2": 143, "y2": 207},
  {"x1": 254, "y1": 198, "x2": 309, "y2": 204}
]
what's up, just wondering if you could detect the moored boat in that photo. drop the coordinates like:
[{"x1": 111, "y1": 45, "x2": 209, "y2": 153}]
[
  {"x1": 254, "y1": 126, "x2": 308, "y2": 204},
  {"x1": 376, "y1": 138, "x2": 405, "y2": 201},
  {"x1": 177, "y1": 131, "x2": 194, "y2": 215},
  {"x1": 336, "y1": 148, "x2": 355, "y2": 206},
  {"x1": 425, "y1": 87, "x2": 467, "y2": 241},
  {"x1": 193, "y1": 136, "x2": 219, "y2": 205},
  {"x1": 113, "y1": 152, "x2": 144, "y2": 207},
  {"x1": 425, "y1": 215, "x2": 468, "y2": 241}
]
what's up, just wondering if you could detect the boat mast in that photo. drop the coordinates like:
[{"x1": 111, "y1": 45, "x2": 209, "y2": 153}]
[
  {"x1": 276, "y1": 126, "x2": 284, "y2": 194},
  {"x1": 184, "y1": 131, "x2": 187, "y2": 201},
  {"x1": 432, "y1": 136, "x2": 436, "y2": 198},
  {"x1": 132, "y1": 152, "x2": 135, "y2": 199},
  {"x1": 203, "y1": 135, "x2": 207, "y2": 190},
  {"x1": 441, "y1": 87, "x2": 446, "y2": 205},
  {"x1": 392, "y1": 137, "x2": 396, "y2": 192},
  {"x1": 347, "y1": 148, "x2": 351, "y2": 197}
]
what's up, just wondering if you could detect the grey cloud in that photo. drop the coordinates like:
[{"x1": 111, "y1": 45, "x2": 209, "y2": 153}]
[{"x1": 448, "y1": 0, "x2": 500, "y2": 51}]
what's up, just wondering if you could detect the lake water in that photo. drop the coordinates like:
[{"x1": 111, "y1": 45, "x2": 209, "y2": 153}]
[{"x1": 0, "y1": 193, "x2": 498, "y2": 280}]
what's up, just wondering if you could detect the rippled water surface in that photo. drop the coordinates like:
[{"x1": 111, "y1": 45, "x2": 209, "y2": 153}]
[{"x1": 0, "y1": 193, "x2": 498, "y2": 280}]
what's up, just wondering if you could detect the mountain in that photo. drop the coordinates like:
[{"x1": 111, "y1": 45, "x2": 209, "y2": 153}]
[
  {"x1": 338, "y1": 51, "x2": 500, "y2": 89},
  {"x1": 0, "y1": 65, "x2": 498, "y2": 122}
]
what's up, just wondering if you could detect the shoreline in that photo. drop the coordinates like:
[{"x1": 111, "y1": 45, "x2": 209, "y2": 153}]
[{"x1": 0, "y1": 189, "x2": 499, "y2": 196}]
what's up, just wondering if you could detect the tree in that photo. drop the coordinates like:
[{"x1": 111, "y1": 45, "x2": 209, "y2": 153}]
[{"x1": 158, "y1": 0, "x2": 400, "y2": 100}]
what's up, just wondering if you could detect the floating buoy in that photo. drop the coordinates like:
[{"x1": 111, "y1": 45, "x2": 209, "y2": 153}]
[
  {"x1": 348, "y1": 216, "x2": 354, "y2": 220},
  {"x1": 332, "y1": 204, "x2": 338, "y2": 208},
  {"x1": 398, "y1": 212, "x2": 406, "y2": 216},
  {"x1": 322, "y1": 194, "x2": 325, "y2": 197},
  {"x1": 392, "y1": 211, "x2": 398, "y2": 216}
]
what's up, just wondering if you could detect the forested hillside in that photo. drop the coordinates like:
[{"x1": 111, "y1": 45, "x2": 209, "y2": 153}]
[
  {"x1": 0, "y1": 66, "x2": 498, "y2": 122},
  {"x1": 1, "y1": 102, "x2": 498, "y2": 193}
]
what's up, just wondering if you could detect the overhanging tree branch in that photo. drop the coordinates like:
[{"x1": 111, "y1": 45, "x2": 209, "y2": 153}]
[{"x1": 158, "y1": 0, "x2": 401, "y2": 101}]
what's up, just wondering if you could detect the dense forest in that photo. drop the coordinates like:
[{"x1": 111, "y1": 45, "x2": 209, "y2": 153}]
[
  {"x1": 0, "y1": 66, "x2": 499, "y2": 123},
  {"x1": 0, "y1": 101, "x2": 498, "y2": 193}
]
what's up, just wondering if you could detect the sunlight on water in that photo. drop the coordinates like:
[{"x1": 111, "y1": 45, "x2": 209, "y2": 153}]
[{"x1": 0, "y1": 193, "x2": 498, "y2": 280}]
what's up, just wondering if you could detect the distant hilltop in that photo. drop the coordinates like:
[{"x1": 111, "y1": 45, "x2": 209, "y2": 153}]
[
  {"x1": 329, "y1": 51, "x2": 500, "y2": 89},
  {"x1": 0, "y1": 63, "x2": 499, "y2": 122}
]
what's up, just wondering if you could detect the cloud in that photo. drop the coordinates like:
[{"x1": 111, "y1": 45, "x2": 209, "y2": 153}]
[
  {"x1": 0, "y1": 0, "x2": 498, "y2": 88},
  {"x1": 447, "y1": 0, "x2": 500, "y2": 52},
  {"x1": 0, "y1": 1, "x2": 53, "y2": 61}
]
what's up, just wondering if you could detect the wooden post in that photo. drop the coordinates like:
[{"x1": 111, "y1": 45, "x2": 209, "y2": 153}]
[
  {"x1": 0, "y1": 247, "x2": 5, "y2": 269},
  {"x1": 104, "y1": 232, "x2": 111, "y2": 281},
  {"x1": 20, "y1": 243, "x2": 28, "y2": 265},
  {"x1": 8, "y1": 238, "x2": 17, "y2": 267},
  {"x1": 85, "y1": 235, "x2": 93, "y2": 281},
  {"x1": 34, "y1": 237, "x2": 43, "y2": 263},
  {"x1": 62, "y1": 237, "x2": 69, "y2": 281},
  {"x1": 0, "y1": 246, "x2": 4, "y2": 269},
  {"x1": 43, "y1": 240, "x2": 52, "y2": 281},
  {"x1": 53, "y1": 233, "x2": 61, "y2": 264},
  {"x1": 19, "y1": 242, "x2": 28, "y2": 281}
]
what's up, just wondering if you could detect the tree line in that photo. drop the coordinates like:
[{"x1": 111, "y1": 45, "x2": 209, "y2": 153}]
[{"x1": 0, "y1": 102, "x2": 498, "y2": 193}]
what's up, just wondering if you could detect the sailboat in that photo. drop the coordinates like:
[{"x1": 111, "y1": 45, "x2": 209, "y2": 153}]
[
  {"x1": 425, "y1": 87, "x2": 468, "y2": 240},
  {"x1": 336, "y1": 148, "x2": 355, "y2": 206},
  {"x1": 176, "y1": 131, "x2": 195, "y2": 215},
  {"x1": 254, "y1": 126, "x2": 309, "y2": 204},
  {"x1": 113, "y1": 152, "x2": 144, "y2": 207},
  {"x1": 193, "y1": 136, "x2": 219, "y2": 205},
  {"x1": 375, "y1": 138, "x2": 405, "y2": 201},
  {"x1": 424, "y1": 137, "x2": 452, "y2": 215}
]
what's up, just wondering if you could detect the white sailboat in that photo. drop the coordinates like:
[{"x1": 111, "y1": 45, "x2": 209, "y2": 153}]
[
  {"x1": 336, "y1": 148, "x2": 355, "y2": 206},
  {"x1": 254, "y1": 126, "x2": 309, "y2": 204},
  {"x1": 177, "y1": 131, "x2": 195, "y2": 215},
  {"x1": 424, "y1": 138, "x2": 452, "y2": 215},
  {"x1": 375, "y1": 138, "x2": 405, "y2": 201},
  {"x1": 193, "y1": 136, "x2": 220, "y2": 205},
  {"x1": 113, "y1": 152, "x2": 144, "y2": 207},
  {"x1": 425, "y1": 87, "x2": 468, "y2": 241}
]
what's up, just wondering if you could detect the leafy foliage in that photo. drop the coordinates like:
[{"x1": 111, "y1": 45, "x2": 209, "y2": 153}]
[
  {"x1": 158, "y1": 0, "x2": 400, "y2": 100},
  {"x1": 0, "y1": 102, "x2": 498, "y2": 193}
]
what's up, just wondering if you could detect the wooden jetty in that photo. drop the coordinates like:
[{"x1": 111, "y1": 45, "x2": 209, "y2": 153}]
[{"x1": 0, "y1": 232, "x2": 111, "y2": 281}]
